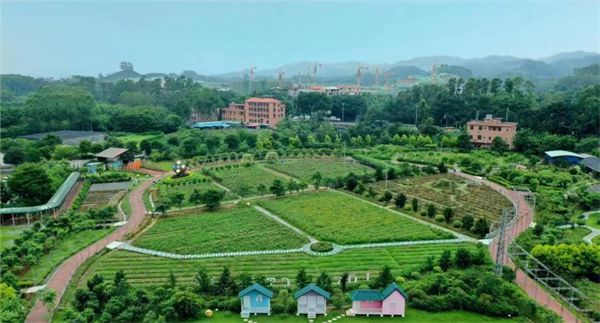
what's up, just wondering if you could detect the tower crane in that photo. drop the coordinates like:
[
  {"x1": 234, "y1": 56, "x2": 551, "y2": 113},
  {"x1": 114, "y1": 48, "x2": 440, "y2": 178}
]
[
  {"x1": 374, "y1": 68, "x2": 380, "y2": 90},
  {"x1": 384, "y1": 69, "x2": 396, "y2": 94},
  {"x1": 249, "y1": 66, "x2": 257, "y2": 82},
  {"x1": 298, "y1": 71, "x2": 303, "y2": 86},
  {"x1": 353, "y1": 64, "x2": 369, "y2": 89},
  {"x1": 277, "y1": 69, "x2": 285, "y2": 88},
  {"x1": 313, "y1": 62, "x2": 322, "y2": 85}
]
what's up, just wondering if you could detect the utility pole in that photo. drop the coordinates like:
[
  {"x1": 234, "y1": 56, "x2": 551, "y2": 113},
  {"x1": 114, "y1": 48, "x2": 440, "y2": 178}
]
[
  {"x1": 306, "y1": 67, "x2": 311, "y2": 86},
  {"x1": 341, "y1": 103, "x2": 345, "y2": 123},
  {"x1": 375, "y1": 68, "x2": 380, "y2": 90},
  {"x1": 278, "y1": 69, "x2": 285, "y2": 88}
]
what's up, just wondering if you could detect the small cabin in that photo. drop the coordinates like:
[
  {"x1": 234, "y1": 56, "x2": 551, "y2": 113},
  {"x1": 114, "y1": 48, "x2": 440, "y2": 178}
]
[
  {"x1": 237, "y1": 283, "x2": 273, "y2": 318},
  {"x1": 294, "y1": 283, "x2": 331, "y2": 319},
  {"x1": 349, "y1": 282, "x2": 408, "y2": 317}
]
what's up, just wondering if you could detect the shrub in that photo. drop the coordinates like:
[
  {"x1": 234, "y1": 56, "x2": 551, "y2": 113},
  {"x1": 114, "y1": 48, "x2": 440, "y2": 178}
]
[
  {"x1": 310, "y1": 242, "x2": 334, "y2": 253},
  {"x1": 434, "y1": 214, "x2": 445, "y2": 222},
  {"x1": 420, "y1": 211, "x2": 427, "y2": 217},
  {"x1": 395, "y1": 276, "x2": 405, "y2": 283},
  {"x1": 453, "y1": 220, "x2": 463, "y2": 228}
]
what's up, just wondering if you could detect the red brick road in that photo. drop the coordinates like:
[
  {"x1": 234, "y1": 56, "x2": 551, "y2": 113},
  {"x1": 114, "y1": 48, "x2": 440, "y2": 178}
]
[{"x1": 25, "y1": 170, "x2": 166, "y2": 323}]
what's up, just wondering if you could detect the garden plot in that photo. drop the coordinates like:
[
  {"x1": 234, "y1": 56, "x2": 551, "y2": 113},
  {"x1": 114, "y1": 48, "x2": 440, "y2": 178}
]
[
  {"x1": 265, "y1": 159, "x2": 373, "y2": 182},
  {"x1": 132, "y1": 206, "x2": 309, "y2": 254},
  {"x1": 257, "y1": 191, "x2": 453, "y2": 244},
  {"x1": 209, "y1": 164, "x2": 288, "y2": 197},
  {"x1": 80, "y1": 242, "x2": 477, "y2": 288},
  {"x1": 370, "y1": 174, "x2": 511, "y2": 223},
  {"x1": 155, "y1": 175, "x2": 237, "y2": 209},
  {"x1": 81, "y1": 181, "x2": 131, "y2": 210}
]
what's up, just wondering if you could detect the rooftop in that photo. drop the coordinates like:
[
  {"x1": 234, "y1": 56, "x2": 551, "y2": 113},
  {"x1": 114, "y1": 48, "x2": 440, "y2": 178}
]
[
  {"x1": 294, "y1": 283, "x2": 331, "y2": 300},
  {"x1": 350, "y1": 290, "x2": 383, "y2": 301},
  {"x1": 237, "y1": 283, "x2": 273, "y2": 298},
  {"x1": 246, "y1": 98, "x2": 281, "y2": 103},
  {"x1": 544, "y1": 150, "x2": 583, "y2": 159},
  {"x1": 581, "y1": 156, "x2": 600, "y2": 172},
  {"x1": 94, "y1": 147, "x2": 129, "y2": 159}
]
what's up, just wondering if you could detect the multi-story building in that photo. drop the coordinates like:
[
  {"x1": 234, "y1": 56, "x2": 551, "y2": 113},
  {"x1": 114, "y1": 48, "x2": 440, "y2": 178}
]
[
  {"x1": 467, "y1": 114, "x2": 517, "y2": 148},
  {"x1": 221, "y1": 98, "x2": 286, "y2": 128},
  {"x1": 287, "y1": 85, "x2": 361, "y2": 97}
]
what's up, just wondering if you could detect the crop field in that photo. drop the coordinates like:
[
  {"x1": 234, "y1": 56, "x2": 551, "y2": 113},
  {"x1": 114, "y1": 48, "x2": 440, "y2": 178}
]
[
  {"x1": 370, "y1": 174, "x2": 511, "y2": 223},
  {"x1": 133, "y1": 206, "x2": 309, "y2": 254},
  {"x1": 211, "y1": 165, "x2": 288, "y2": 197},
  {"x1": 395, "y1": 150, "x2": 528, "y2": 168},
  {"x1": 265, "y1": 159, "x2": 373, "y2": 182},
  {"x1": 156, "y1": 177, "x2": 237, "y2": 209},
  {"x1": 257, "y1": 191, "x2": 453, "y2": 244},
  {"x1": 78, "y1": 242, "x2": 477, "y2": 288}
]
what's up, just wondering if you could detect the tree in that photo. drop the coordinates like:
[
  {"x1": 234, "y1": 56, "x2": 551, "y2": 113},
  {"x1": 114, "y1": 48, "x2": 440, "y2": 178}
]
[
  {"x1": 169, "y1": 193, "x2": 185, "y2": 210},
  {"x1": 7, "y1": 164, "x2": 53, "y2": 205},
  {"x1": 154, "y1": 197, "x2": 171, "y2": 215},
  {"x1": 287, "y1": 180, "x2": 298, "y2": 194},
  {"x1": 438, "y1": 162, "x2": 448, "y2": 174},
  {"x1": 270, "y1": 179, "x2": 286, "y2": 197},
  {"x1": 454, "y1": 248, "x2": 472, "y2": 268},
  {"x1": 257, "y1": 183, "x2": 267, "y2": 197},
  {"x1": 395, "y1": 193, "x2": 407, "y2": 208},
  {"x1": 438, "y1": 250, "x2": 452, "y2": 271},
  {"x1": 296, "y1": 269, "x2": 311, "y2": 288},
  {"x1": 168, "y1": 270, "x2": 177, "y2": 289},
  {"x1": 188, "y1": 189, "x2": 202, "y2": 208},
  {"x1": 40, "y1": 289, "x2": 57, "y2": 323},
  {"x1": 427, "y1": 203, "x2": 437, "y2": 218},
  {"x1": 411, "y1": 197, "x2": 419, "y2": 212},
  {"x1": 216, "y1": 267, "x2": 235, "y2": 296},
  {"x1": 340, "y1": 273, "x2": 349, "y2": 293},
  {"x1": 473, "y1": 217, "x2": 490, "y2": 237},
  {"x1": 169, "y1": 290, "x2": 203, "y2": 320},
  {"x1": 194, "y1": 268, "x2": 212, "y2": 294},
  {"x1": 3, "y1": 146, "x2": 26, "y2": 165},
  {"x1": 456, "y1": 131, "x2": 472, "y2": 152},
  {"x1": 316, "y1": 272, "x2": 333, "y2": 292},
  {"x1": 372, "y1": 266, "x2": 394, "y2": 289},
  {"x1": 312, "y1": 172, "x2": 323, "y2": 190},
  {"x1": 443, "y1": 207, "x2": 455, "y2": 224},
  {"x1": 200, "y1": 189, "x2": 225, "y2": 210},
  {"x1": 379, "y1": 191, "x2": 393, "y2": 204},
  {"x1": 462, "y1": 215, "x2": 474, "y2": 231},
  {"x1": 491, "y1": 137, "x2": 508, "y2": 154}
]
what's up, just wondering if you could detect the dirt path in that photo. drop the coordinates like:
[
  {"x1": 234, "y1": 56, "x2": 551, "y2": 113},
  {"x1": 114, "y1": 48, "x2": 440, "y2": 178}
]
[
  {"x1": 253, "y1": 205, "x2": 318, "y2": 243},
  {"x1": 25, "y1": 170, "x2": 167, "y2": 323}
]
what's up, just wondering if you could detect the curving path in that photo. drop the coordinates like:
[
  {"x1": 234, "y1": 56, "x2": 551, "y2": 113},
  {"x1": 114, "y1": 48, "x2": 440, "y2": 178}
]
[{"x1": 25, "y1": 169, "x2": 167, "y2": 323}]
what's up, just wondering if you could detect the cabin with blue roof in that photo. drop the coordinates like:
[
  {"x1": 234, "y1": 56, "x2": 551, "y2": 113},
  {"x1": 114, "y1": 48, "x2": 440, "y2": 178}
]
[
  {"x1": 348, "y1": 282, "x2": 408, "y2": 317},
  {"x1": 294, "y1": 283, "x2": 330, "y2": 319},
  {"x1": 237, "y1": 283, "x2": 273, "y2": 318}
]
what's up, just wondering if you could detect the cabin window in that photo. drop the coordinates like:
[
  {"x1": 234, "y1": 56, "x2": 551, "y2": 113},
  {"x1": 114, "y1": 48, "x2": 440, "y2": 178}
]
[{"x1": 256, "y1": 295, "x2": 263, "y2": 302}]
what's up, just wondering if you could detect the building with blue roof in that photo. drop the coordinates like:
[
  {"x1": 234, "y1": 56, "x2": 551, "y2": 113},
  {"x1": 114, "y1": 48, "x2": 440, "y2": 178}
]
[
  {"x1": 349, "y1": 282, "x2": 408, "y2": 317},
  {"x1": 237, "y1": 283, "x2": 273, "y2": 318}
]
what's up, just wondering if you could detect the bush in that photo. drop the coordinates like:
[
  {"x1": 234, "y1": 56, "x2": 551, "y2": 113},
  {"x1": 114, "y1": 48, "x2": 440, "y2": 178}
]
[
  {"x1": 434, "y1": 214, "x2": 445, "y2": 222},
  {"x1": 395, "y1": 276, "x2": 405, "y2": 283},
  {"x1": 453, "y1": 220, "x2": 462, "y2": 228},
  {"x1": 420, "y1": 211, "x2": 427, "y2": 216},
  {"x1": 310, "y1": 242, "x2": 334, "y2": 253}
]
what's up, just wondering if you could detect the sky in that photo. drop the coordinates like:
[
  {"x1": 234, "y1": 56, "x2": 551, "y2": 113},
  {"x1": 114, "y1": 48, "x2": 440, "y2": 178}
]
[{"x1": 1, "y1": 1, "x2": 599, "y2": 78}]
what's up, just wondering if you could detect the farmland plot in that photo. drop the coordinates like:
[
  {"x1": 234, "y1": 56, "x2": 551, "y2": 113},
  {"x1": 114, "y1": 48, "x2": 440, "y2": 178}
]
[
  {"x1": 156, "y1": 178, "x2": 237, "y2": 209},
  {"x1": 133, "y1": 206, "x2": 309, "y2": 254},
  {"x1": 80, "y1": 242, "x2": 477, "y2": 287},
  {"x1": 210, "y1": 165, "x2": 288, "y2": 197},
  {"x1": 265, "y1": 159, "x2": 373, "y2": 182},
  {"x1": 257, "y1": 191, "x2": 453, "y2": 244}
]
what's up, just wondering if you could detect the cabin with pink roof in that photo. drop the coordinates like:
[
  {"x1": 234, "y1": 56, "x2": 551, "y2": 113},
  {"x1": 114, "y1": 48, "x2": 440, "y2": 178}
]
[{"x1": 348, "y1": 282, "x2": 408, "y2": 317}]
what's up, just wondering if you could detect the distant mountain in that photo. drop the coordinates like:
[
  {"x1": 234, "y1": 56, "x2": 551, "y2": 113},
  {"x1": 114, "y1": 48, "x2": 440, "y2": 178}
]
[
  {"x1": 540, "y1": 51, "x2": 599, "y2": 64},
  {"x1": 550, "y1": 54, "x2": 600, "y2": 76}
]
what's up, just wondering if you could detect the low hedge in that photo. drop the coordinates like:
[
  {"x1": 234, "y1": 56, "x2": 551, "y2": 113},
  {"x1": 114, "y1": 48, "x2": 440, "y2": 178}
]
[{"x1": 310, "y1": 242, "x2": 334, "y2": 253}]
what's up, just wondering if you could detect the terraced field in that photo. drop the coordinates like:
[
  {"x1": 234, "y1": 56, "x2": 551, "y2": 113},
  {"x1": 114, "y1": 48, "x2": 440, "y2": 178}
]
[
  {"x1": 370, "y1": 174, "x2": 511, "y2": 223},
  {"x1": 211, "y1": 165, "x2": 288, "y2": 197},
  {"x1": 133, "y1": 206, "x2": 309, "y2": 254},
  {"x1": 80, "y1": 242, "x2": 478, "y2": 287},
  {"x1": 265, "y1": 159, "x2": 373, "y2": 182},
  {"x1": 257, "y1": 191, "x2": 454, "y2": 244}
]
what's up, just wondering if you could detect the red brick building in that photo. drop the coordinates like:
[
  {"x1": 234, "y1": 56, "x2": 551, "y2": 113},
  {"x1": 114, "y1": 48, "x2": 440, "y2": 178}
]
[
  {"x1": 221, "y1": 98, "x2": 286, "y2": 128},
  {"x1": 467, "y1": 114, "x2": 517, "y2": 148}
]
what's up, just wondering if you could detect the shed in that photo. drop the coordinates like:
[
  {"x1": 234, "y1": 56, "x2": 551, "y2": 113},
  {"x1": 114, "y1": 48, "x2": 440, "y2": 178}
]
[
  {"x1": 94, "y1": 148, "x2": 130, "y2": 162},
  {"x1": 349, "y1": 282, "x2": 408, "y2": 317},
  {"x1": 294, "y1": 284, "x2": 330, "y2": 318},
  {"x1": 544, "y1": 150, "x2": 583, "y2": 165},
  {"x1": 580, "y1": 156, "x2": 600, "y2": 176},
  {"x1": 237, "y1": 283, "x2": 273, "y2": 318}
]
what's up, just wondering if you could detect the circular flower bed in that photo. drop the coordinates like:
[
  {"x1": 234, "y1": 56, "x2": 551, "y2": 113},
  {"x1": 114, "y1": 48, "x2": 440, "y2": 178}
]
[{"x1": 310, "y1": 242, "x2": 334, "y2": 253}]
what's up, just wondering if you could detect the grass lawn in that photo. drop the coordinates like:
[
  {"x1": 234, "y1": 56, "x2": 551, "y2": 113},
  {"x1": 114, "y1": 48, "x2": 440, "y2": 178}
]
[
  {"x1": 183, "y1": 309, "x2": 527, "y2": 323},
  {"x1": 593, "y1": 235, "x2": 600, "y2": 245},
  {"x1": 132, "y1": 206, "x2": 309, "y2": 254},
  {"x1": 77, "y1": 242, "x2": 477, "y2": 288},
  {"x1": 1, "y1": 225, "x2": 30, "y2": 251},
  {"x1": 114, "y1": 133, "x2": 165, "y2": 144},
  {"x1": 565, "y1": 227, "x2": 592, "y2": 243},
  {"x1": 143, "y1": 160, "x2": 176, "y2": 172},
  {"x1": 256, "y1": 191, "x2": 453, "y2": 245},
  {"x1": 586, "y1": 212, "x2": 600, "y2": 230},
  {"x1": 265, "y1": 159, "x2": 373, "y2": 182},
  {"x1": 21, "y1": 228, "x2": 115, "y2": 285},
  {"x1": 211, "y1": 164, "x2": 287, "y2": 197}
]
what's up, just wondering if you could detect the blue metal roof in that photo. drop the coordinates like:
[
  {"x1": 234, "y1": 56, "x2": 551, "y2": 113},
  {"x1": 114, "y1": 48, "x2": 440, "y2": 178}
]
[
  {"x1": 294, "y1": 283, "x2": 331, "y2": 299},
  {"x1": 237, "y1": 283, "x2": 273, "y2": 298},
  {"x1": 191, "y1": 121, "x2": 231, "y2": 129},
  {"x1": 350, "y1": 290, "x2": 383, "y2": 301}
]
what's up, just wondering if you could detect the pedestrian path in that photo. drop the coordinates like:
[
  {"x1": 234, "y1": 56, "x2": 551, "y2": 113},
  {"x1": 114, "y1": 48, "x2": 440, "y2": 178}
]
[{"x1": 253, "y1": 205, "x2": 318, "y2": 243}]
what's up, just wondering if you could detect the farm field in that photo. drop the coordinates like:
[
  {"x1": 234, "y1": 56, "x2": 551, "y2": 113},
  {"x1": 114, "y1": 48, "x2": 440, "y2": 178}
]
[
  {"x1": 265, "y1": 159, "x2": 373, "y2": 182},
  {"x1": 113, "y1": 132, "x2": 165, "y2": 144},
  {"x1": 156, "y1": 175, "x2": 237, "y2": 209},
  {"x1": 133, "y1": 206, "x2": 309, "y2": 254},
  {"x1": 370, "y1": 174, "x2": 511, "y2": 224},
  {"x1": 394, "y1": 150, "x2": 528, "y2": 168},
  {"x1": 21, "y1": 228, "x2": 115, "y2": 285},
  {"x1": 210, "y1": 164, "x2": 288, "y2": 197},
  {"x1": 256, "y1": 191, "x2": 453, "y2": 244},
  {"x1": 1, "y1": 225, "x2": 30, "y2": 251},
  {"x1": 77, "y1": 242, "x2": 478, "y2": 288}
]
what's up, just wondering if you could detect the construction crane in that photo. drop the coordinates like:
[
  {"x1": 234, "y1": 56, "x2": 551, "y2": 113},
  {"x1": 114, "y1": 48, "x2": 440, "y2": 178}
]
[
  {"x1": 313, "y1": 62, "x2": 322, "y2": 85},
  {"x1": 306, "y1": 67, "x2": 311, "y2": 86},
  {"x1": 384, "y1": 69, "x2": 396, "y2": 94},
  {"x1": 354, "y1": 64, "x2": 369, "y2": 89},
  {"x1": 431, "y1": 64, "x2": 437, "y2": 84},
  {"x1": 277, "y1": 69, "x2": 285, "y2": 88},
  {"x1": 374, "y1": 68, "x2": 380, "y2": 90},
  {"x1": 297, "y1": 71, "x2": 303, "y2": 86}
]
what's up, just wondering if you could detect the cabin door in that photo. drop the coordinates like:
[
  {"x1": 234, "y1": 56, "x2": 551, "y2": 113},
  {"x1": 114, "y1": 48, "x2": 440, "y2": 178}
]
[
  {"x1": 307, "y1": 296, "x2": 316, "y2": 314},
  {"x1": 243, "y1": 296, "x2": 250, "y2": 312}
]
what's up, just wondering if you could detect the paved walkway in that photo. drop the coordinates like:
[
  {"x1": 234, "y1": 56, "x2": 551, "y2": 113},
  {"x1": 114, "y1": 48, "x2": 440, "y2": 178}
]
[
  {"x1": 253, "y1": 206, "x2": 318, "y2": 243},
  {"x1": 581, "y1": 210, "x2": 600, "y2": 243},
  {"x1": 25, "y1": 169, "x2": 167, "y2": 323}
]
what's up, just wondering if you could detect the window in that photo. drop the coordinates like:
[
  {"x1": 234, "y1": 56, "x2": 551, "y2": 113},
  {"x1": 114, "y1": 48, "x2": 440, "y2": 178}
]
[
  {"x1": 256, "y1": 295, "x2": 263, "y2": 302},
  {"x1": 477, "y1": 135, "x2": 482, "y2": 140},
  {"x1": 469, "y1": 125, "x2": 474, "y2": 130},
  {"x1": 478, "y1": 126, "x2": 482, "y2": 130}
]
